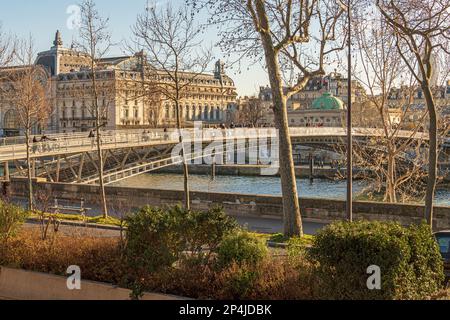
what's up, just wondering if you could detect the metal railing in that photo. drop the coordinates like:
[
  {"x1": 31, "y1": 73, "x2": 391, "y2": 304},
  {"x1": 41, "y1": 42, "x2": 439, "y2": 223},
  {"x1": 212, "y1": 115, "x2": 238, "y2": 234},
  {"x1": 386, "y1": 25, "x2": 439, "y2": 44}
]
[{"x1": 0, "y1": 127, "x2": 433, "y2": 162}]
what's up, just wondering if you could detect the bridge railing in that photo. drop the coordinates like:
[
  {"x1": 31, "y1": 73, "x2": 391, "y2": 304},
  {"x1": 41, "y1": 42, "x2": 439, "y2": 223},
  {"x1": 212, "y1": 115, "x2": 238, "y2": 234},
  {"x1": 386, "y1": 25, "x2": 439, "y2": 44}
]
[
  {"x1": 0, "y1": 128, "x2": 184, "y2": 162},
  {"x1": 0, "y1": 128, "x2": 267, "y2": 160},
  {"x1": 0, "y1": 127, "x2": 434, "y2": 163}
]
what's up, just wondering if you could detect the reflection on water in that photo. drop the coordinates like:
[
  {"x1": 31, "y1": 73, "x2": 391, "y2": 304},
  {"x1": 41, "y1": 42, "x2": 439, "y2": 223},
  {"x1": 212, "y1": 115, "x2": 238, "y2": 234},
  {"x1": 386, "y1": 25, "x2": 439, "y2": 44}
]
[{"x1": 112, "y1": 173, "x2": 450, "y2": 206}]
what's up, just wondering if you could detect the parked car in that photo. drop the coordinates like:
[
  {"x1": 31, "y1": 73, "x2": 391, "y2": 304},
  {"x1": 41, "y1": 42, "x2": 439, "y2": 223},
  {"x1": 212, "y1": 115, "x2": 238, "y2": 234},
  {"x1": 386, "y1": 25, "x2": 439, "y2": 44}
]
[{"x1": 435, "y1": 231, "x2": 450, "y2": 283}]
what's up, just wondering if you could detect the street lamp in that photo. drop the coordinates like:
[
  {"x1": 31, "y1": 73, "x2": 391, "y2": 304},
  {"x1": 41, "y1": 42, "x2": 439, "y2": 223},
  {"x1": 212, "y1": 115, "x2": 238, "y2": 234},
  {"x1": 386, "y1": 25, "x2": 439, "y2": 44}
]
[{"x1": 337, "y1": 0, "x2": 353, "y2": 222}]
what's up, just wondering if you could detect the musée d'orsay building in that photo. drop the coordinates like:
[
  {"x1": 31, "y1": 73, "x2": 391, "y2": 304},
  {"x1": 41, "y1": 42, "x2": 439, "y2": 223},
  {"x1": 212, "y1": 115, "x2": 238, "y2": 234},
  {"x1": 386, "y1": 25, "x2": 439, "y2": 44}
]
[{"x1": 0, "y1": 31, "x2": 238, "y2": 136}]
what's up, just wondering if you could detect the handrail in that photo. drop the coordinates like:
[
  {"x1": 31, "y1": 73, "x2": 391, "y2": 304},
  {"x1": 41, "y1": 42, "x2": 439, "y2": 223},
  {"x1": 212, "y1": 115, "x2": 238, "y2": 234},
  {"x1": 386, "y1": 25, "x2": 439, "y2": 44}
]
[{"x1": 0, "y1": 127, "x2": 435, "y2": 162}]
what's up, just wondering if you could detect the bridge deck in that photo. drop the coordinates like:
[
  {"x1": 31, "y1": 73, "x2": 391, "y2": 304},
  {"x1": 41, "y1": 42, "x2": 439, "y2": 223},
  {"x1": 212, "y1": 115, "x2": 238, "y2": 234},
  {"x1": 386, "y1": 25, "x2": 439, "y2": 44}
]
[{"x1": 0, "y1": 127, "x2": 430, "y2": 162}]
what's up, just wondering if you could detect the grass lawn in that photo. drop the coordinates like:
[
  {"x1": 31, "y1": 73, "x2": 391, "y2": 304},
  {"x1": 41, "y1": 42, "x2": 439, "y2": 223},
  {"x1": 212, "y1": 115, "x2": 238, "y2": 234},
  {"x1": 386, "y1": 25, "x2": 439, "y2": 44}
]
[{"x1": 29, "y1": 212, "x2": 123, "y2": 227}]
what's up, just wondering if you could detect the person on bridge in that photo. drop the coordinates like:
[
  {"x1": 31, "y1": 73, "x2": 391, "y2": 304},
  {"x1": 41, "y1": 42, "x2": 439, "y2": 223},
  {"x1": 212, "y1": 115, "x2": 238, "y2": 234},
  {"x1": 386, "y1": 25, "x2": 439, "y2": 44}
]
[
  {"x1": 32, "y1": 136, "x2": 39, "y2": 153},
  {"x1": 142, "y1": 130, "x2": 150, "y2": 142},
  {"x1": 88, "y1": 130, "x2": 95, "y2": 148},
  {"x1": 40, "y1": 134, "x2": 57, "y2": 152},
  {"x1": 41, "y1": 134, "x2": 57, "y2": 142}
]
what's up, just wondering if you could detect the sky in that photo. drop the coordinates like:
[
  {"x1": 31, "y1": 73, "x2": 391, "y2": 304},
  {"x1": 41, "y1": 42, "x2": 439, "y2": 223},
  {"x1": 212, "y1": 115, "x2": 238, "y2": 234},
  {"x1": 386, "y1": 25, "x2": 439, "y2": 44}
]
[{"x1": 0, "y1": 0, "x2": 269, "y2": 97}]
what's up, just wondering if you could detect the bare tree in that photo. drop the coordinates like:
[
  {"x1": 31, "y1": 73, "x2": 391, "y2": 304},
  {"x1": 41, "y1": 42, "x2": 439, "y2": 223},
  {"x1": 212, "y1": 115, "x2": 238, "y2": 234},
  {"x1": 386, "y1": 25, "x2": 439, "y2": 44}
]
[
  {"x1": 376, "y1": 0, "x2": 450, "y2": 227},
  {"x1": 349, "y1": 6, "x2": 430, "y2": 203},
  {"x1": 192, "y1": 0, "x2": 346, "y2": 236},
  {"x1": 132, "y1": 2, "x2": 213, "y2": 210},
  {"x1": 7, "y1": 38, "x2": 52, "y2": 211},
  {"x1": 144, "y1": 93, "x2": 164, "y2": 128},
  {"x1": 0, "y1": 25, "x2": 15, "y2": 193},
  {"x1": 235, "y1": 97, "x2": 265, "y2": 127},
  {"x1": 0, "y1": 24, "x2": 15, "y2": 73},
  {"x1": 76, "y1": 0, "x2": 112, "y2": 218},
  {"x1": 110, "y1": 51, "x2": 161, "y2": 129}
]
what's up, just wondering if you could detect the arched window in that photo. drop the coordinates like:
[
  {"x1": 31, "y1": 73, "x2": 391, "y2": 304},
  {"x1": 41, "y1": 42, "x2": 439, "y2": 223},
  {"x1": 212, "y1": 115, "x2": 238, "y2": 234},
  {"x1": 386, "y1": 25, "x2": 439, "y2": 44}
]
[
  {"x1": 3, "y1": 109, "x2": 20, "y2": 129},
  {"x1": 216, "y1": 108, "x2": 221, "y2": 120},
  {"x1": 165, "y1": 105, "x2": 170, "y2": 118},
  {"x1": 186, "y1": 106, "x2": 191, "y2": 120}
]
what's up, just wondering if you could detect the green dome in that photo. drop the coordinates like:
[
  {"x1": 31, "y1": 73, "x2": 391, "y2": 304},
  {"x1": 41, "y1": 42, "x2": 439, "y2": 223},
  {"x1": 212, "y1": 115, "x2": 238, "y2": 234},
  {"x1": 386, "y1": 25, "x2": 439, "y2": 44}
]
[{"x1": 311, "y1": 92, "x2": 344, "y2": 110}]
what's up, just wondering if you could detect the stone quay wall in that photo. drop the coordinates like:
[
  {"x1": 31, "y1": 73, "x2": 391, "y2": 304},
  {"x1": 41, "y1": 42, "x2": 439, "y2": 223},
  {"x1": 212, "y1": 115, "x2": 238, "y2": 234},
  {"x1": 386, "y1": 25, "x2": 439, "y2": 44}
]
[
  {"x1": 157, "y1": 164, "x2": 340, "y2": 179},
  {"x1": 9, "y1": 179, "x2": 450, "y2": 230}
]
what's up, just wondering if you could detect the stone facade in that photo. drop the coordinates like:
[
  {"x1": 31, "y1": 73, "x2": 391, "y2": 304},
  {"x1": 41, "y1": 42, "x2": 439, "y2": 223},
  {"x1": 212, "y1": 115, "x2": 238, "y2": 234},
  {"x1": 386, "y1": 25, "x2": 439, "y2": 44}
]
[
  {"x1": 0, "y1": 31, "x2": 238, "y2": 135},
  {"x1": 0, "y1": 65, "x2": 51, "y2": 136},
  {"x1": 258, "y1": 72, "x2": 368, "y2": 127},
  {"x1": 388, "y1": 84, "x2": 450, "y2": 131}
]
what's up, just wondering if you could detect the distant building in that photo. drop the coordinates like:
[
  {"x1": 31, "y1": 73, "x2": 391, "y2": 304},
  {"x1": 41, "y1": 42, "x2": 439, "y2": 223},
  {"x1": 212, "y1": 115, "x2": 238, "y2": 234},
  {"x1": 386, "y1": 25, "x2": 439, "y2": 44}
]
[
  {"x1": 233, "y1": 96, "x2": 266, "y2": 127},
  {"x1": 0, "y1": 31, "x2": 238, "y2": 135},
  {"x1": 258, "y1": 72, "x2": 368, "y2": 127},
  {"x1": 387, "y1": 83, "x2": 450, "y2": 131},
  {"x1": 287, "y1": 92, "x2": 346, "y2": 127},
  {"x1": 288, "y1": 72, "x2": 366, "y2": 109},
  {"x1": 0, "y1": 65, "x2": 50, "y2": 136}
]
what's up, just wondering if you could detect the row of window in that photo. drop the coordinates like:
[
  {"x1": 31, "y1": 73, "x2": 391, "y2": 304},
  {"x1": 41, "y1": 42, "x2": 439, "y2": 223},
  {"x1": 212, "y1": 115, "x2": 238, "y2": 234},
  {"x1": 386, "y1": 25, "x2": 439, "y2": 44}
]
[
  {"x1": 117, "y1": 71, "x2": 234, "y2": 88},
  {"x1": 290, "y1": 116, "x2": 341, "y2": 124},
  {"x1": 60, "y1": 100, "x2": 108, "y2": 108},
  {"x1": 163, "y1": 107, "x2": 223, "y2": 121},
  {"x1": 58, "y1": 72, "x2": 114, "y2": 81}
]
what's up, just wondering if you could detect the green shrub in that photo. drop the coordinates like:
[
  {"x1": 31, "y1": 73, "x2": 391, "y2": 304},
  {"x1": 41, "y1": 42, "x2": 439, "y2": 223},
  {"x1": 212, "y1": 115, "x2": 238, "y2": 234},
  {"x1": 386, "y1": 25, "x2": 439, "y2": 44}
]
[
  {"x1": 287, "y1": 236, "x2": 312, "y2": 263},
  {"x1": 217, "y1": 231, "x2": 268, "y2": 268},
  {"x1": 309, "y1": 221, "x2": 444, "y2": 300},
  {"x1": 125, "y1": 206, "x2": 185, "y2": 273},
  {"x1": 125, "y1": 205, "x2": 238, "y2": 273},
  {"x1": 0, "y1": 200, "x2": 29, "y2": 242},
  {"x1": 0, "y1": 228, "x2": 306, "y2": 300},
  {"x1": 181, "y1": 206, "x2": 238, "y2": 259}
]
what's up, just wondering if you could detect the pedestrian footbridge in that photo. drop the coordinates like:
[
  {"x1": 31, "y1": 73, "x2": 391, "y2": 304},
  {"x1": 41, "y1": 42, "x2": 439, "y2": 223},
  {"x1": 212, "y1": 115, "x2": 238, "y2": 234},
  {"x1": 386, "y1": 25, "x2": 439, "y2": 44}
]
[{"x1": 0, "y1": 127, "x2": 432, "y2": 185}]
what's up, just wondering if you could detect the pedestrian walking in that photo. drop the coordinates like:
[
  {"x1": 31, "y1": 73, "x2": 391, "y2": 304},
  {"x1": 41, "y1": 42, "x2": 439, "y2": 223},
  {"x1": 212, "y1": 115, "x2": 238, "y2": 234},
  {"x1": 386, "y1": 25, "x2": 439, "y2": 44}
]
[
  {"x1": 32, "y1": 136, "x2": 39, "y2": 153},
  {"x1": 88, "y1": 130, "x2": 95, "y2": 148}
]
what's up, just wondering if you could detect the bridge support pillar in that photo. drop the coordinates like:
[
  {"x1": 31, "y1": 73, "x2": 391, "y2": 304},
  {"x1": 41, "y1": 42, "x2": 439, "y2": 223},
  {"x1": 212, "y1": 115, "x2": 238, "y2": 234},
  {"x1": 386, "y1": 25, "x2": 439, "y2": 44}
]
[
  {"x1": 309, "y1": 153, "x2": 314, "y2": 183},
  {"x1": 3, "y1": 162, "x2": 10, "y2": 181},
  {"x1": 211, "y1": 162, "x2": 216, "y2": 181}
]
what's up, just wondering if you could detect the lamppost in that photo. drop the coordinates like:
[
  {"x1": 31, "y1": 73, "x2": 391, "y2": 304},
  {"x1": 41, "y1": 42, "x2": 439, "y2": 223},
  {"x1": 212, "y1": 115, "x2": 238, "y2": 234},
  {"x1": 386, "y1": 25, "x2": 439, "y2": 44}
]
[{"x1": 338, "y1": 0, "x2": 353, "y2": 222}]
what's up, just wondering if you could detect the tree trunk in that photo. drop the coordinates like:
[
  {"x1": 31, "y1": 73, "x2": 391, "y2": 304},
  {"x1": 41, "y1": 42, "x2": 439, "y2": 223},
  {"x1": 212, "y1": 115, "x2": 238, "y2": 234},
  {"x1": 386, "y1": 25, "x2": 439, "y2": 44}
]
[
  {"x1": 423, "y1": 86, "x2": 438, "y2": 228},
  {"x1": 92, "y1": 67, "x2": 108, "y2": 219},
  {"x1": 175, "y1": 100, "x2": 190, "y2": 210},
  {"x1": 25, "y1": 130, "x2": 33, "y2": 211},
  {"x1": 254, "y1": 2, "x2": 303, "y2": 236},
  {"x1": 273, "y1": 104, "x2": 303, "y2": 237},
  {"x1": 95, "y1": 125, "x2": 108, "y2": 218},
  {"x1": 386, "y1": 151, "x2": 396, "y2": 203}
]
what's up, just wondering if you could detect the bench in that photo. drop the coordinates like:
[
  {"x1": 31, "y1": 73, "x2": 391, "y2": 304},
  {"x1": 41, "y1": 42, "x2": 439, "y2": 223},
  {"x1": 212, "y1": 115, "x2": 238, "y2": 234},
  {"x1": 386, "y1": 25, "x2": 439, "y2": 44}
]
[{"x1": 49, "y1": 197, "x2": 92, "y2": 219}]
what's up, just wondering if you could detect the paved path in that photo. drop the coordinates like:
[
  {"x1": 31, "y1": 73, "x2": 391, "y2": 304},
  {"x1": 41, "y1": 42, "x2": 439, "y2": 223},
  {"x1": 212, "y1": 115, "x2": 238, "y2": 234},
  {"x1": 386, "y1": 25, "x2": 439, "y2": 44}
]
[
  {"x1": 14, "y1": 195, "x2": 328, "y2": 237},
  {"x1": 24, "y1": 214, "x2": 327, "y2": 239},
  {"x1": 234, "y1": 216, "x2": 326, "y2": 235},
  {"x1": 23, "y1": 221, "x2": 122, "y2": 238}
]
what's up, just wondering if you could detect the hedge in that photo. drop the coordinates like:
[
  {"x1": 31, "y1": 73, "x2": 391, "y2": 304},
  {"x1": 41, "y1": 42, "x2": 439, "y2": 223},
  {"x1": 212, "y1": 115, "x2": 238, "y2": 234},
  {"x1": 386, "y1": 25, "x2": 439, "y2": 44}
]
[{"x1": 309, "y1": 221, "x2": 444, "y2": 300}]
